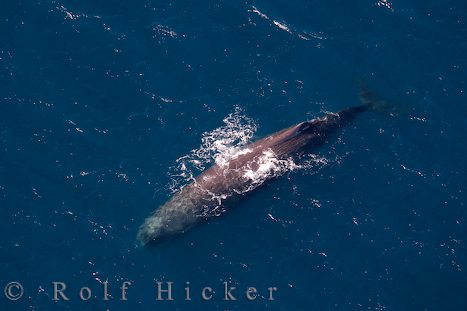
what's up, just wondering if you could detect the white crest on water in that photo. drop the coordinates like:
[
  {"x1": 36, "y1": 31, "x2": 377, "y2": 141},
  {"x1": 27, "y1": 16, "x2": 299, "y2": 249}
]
[{"x1": 168, "y1": 107, "x2": 257, "y2": 192}]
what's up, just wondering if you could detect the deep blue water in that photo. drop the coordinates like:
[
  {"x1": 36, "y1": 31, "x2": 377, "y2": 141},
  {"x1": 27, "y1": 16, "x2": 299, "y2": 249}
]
[{"x1": 1, "y1": 0, "x2": 466, "y2": 310}]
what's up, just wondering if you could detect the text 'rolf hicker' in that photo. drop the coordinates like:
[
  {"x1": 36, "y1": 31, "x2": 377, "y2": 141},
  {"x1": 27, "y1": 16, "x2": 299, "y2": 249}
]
[{"x1": 3, "y1": 281, "x2": 278, "y2": 302}]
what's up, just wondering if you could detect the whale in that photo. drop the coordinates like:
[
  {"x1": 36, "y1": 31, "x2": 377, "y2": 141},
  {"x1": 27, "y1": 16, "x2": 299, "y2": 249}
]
[{"x1": 137, "y1": 89, "x2": 382, "y2": 245}]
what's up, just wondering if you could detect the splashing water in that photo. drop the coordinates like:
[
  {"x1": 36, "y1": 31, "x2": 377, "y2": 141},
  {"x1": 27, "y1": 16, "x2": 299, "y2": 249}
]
[
  {"x1": 168, "y1": 107, "x2": 331, "y2": 195},
  {"x1": 168, "y1": 107, "x2": 257, "y2": 191}
]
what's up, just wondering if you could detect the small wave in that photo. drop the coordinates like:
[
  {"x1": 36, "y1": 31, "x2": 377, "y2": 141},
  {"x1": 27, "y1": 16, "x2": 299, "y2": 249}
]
[
  {"x1": 249, "y1": 6, "x2": 268, "y2": 20},
  {"x1": 153, "y1": 25, "x2": 178, "y2": 38},
  {"x1": 377, "y1": 0, "x2": 394, "y2": 12},
  {"x1": 249, "y1": 6, "x2": 292, "y2": 34},
  {"x1": 56, "y1": 5, "x2": 83, "y2": 20},
  {"x1": 273, "y1": 20, "x2": 292, "y2": 34},
  {"x1": 248, "y1": 6, "x2": 327, "y2": 42}
]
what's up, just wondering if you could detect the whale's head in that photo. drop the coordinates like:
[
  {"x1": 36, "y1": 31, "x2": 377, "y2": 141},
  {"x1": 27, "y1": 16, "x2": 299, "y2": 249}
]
[
  {"x1": 136, "y1": 215, "x2": 165, "y2": 245},
  {"x1": 136, "y1": 195, "x2": 200, "y2": 246}
]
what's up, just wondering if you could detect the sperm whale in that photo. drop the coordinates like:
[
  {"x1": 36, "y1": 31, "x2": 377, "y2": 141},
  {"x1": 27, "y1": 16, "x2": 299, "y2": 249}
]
[{"x1": 137, "y1": 90, "x2": 381, "y2": 245}]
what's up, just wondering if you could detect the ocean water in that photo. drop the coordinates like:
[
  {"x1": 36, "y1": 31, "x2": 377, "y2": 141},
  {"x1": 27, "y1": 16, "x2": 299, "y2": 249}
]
[{"x1": 1, "y1": 0, "x2": 466, "y2": 310}]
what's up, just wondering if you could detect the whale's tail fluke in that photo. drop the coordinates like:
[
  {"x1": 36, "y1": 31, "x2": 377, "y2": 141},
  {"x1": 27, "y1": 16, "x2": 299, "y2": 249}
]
[
  {"x1": 358, "y1": 82, "x2": 390, "y2": 112},
  {"x1": 358, "y1": 81, "x2": 406, "y2": 116},
  {"x1": 329, "y1": 82, "x2": 396, "y2": 127}
]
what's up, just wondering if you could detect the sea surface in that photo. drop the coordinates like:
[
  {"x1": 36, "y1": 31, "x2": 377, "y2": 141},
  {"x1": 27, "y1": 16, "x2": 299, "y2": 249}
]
[{"x1": 1, "y1": 0, "x2": 466, "y2": 310}]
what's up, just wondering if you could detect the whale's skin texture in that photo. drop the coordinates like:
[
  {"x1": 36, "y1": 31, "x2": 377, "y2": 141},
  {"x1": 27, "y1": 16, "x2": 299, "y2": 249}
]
[{"x1": 136, "y1": 105, "x2": 368, "y2": 245}]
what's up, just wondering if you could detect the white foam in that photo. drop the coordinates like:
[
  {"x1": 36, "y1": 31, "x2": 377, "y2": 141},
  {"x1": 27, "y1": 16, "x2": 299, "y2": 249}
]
[
  {"x1": 169, "y1": 107, "x2": 257, "y2": 191},
  {"x1": 377, "y1": 0, "x2": 394, "y2": 12},
  {"x1": 273, "y1": 20, "x2": 292, "y2": 33},
  {"x1": 248, "y1": 6, "x2": 327, "y2": 41},
  {"x1": 239, "y1": 149, "x2": 327, "y2": 194},
  {"x1": 168, "y1": 108, "x2": 331, "y2": 196},
  {"x1": 249, "y1": 6, "x2": 269, "y2": 20}
]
